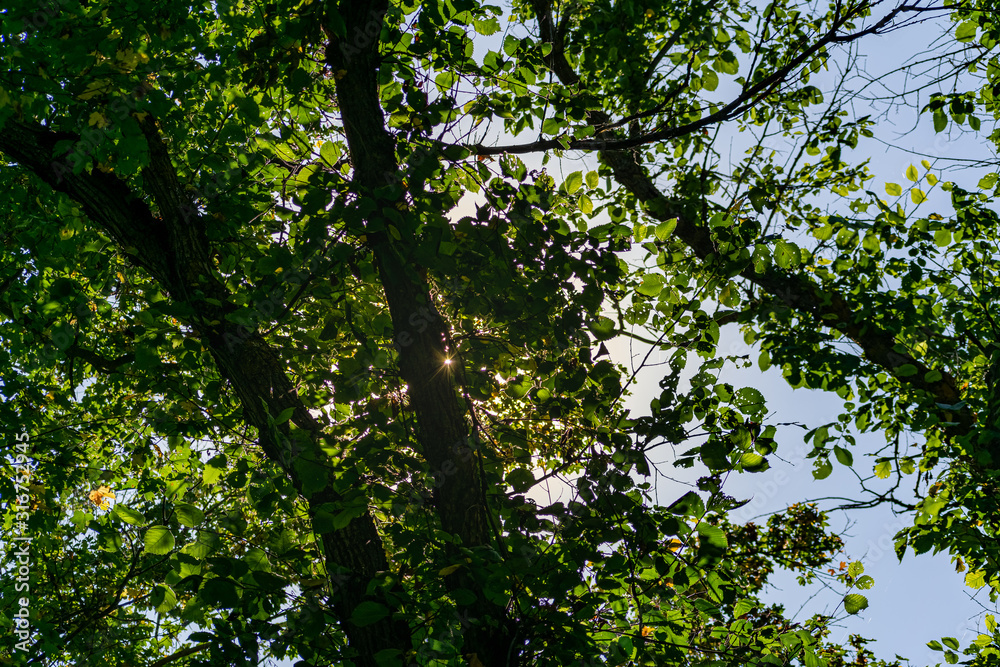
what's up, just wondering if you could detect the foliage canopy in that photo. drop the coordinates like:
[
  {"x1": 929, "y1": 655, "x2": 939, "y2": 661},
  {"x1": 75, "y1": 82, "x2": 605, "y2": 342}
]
[{"x1": 1, "y1": 0, "x2": 1000, "y2": 666}]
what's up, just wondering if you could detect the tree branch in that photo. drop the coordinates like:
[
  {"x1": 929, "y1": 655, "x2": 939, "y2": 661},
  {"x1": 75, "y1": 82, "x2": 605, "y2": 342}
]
[{"x1": 524, "y1": 0, "x2": 974, "y2": 435}]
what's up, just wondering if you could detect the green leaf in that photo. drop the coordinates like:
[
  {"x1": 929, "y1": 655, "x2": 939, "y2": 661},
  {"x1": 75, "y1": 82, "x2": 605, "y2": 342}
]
[
  {"x1": 473, "y1": 17, "x2": 501, "y2": 35},
  {"x1": 320, "y1": 141, "x2": 341, "y2": 166},
  {"x1": 565, "y1": 171, "x2": 583, "y2": 194},
  {"x1": 175, "y1": 503, "x2": 205, "y2": 528},
  {"x1": 697, "y1": 523, "x2": 728, "y2": 549},
  {"x1": 861, "y1": 233, "x2": 880, "y2": 254},
  {"x1": 150, "y1": 584, "x2": 177, "y2": 613},
  {"x1": 326, "y1": 9, "x2": 346, "y2": 37},
  {"x1": 541, "y1": 118, "x2": 563, "y2": 135},
  {"x1": 585, "y1": 171, "x2": 599, "y2": 189},
  {"x1": 200, "y1": 577, "x2": 240, "y2": 608},
  {"x1": 833, "y1": 445, "x2": 853, "y2": 467},
  {"x1": 813, "y1": 458, "x2": 833, "y2": 480},
  {"x1": 667, "y1": 491, "x2": 705, "y2": 517},
  {"x1": 350, "y1": 601, "x2": 390, "y2": 627},
  {"x1": 843, "y1": 593, "x2": 868, "y2": 614},
  {"x1": 144, "y1": 526, "x2": 175, "y2": 555},
  {"x1": 374, "y1": 649, "x2": 405, "y2": 667},
  {"x1": 934, "y1": 109, "x2": 947, "y2": 133},
  {"x1": 774, "y1": 240, "x2": 798, "y2": 268},
  {"x1": 943, "y1": 637, "x2": 961, "y2": 650},
  {"x1": 636, "y1": 274, "x2": 664, "y2": 297},
  {"x1": 905, "y1": 165, "x2": 919, "y2": 182},
  {"x1": 956, "y1": 21, "x2": 978, "y2": 43},
  {"x1": 848, "y1": 561, "x2": 864, "y2": 578},
  {"x1": 911, "y1": 188, "x2": 926, "y2": 204},
  {"x1": 244, "y1": 547, "x2": 271, "y2": 572},
  {"x1": 699, "y1": 440, "x2": 730, "y2": 472},
  {"x1": 587, "y1": 316, "x2": 617, "y2": 341},
  {"x1": 934, "y1": 229, "x2": 951, "y2": 247},
  {"x1": 183, "y1": 531, "x2": 219, "y2": 559},
  {"x1": 739, "y1": 451, "x2": 769, "y2": 472},
  {"x1": 733, "y1": 387, "x2": 766, "y2": 415},
  {"x1": 758, "y1": 350, "x2": 771, "y2": 371},
  {"x1": 506, "y1": 468, "x2": 535, "y2": 493},
  {"x1": 274, "y1": 406, "x2": 296, "y2": 424},
  {"x1": 113, "y1": 505, "x2": 146, "y2": 526},
  {"x1": 702, "y1": 69, "x2": 719, "y2": 91},
  {"x1": 502, "y1": 35, "x2": 518, "y2": 56},
  {"x1": 579, "y1": 194, "x2": 593, "y2": 215},
  {"x1": 884, "y1": 182, "x2": 902, "y2": 196},
  {"x1": 874, "y1": 461, "x2": 892, "y2": 479},
  {"x1": 734, "y1": 599, "x2": 755, "y2": 617},
  {"x1": 855, "y1": 575, "x2": 875, "y2": 590},
  {"x1": 505, "y1": 376, "x2": 532, "y2": 399},
  {"x1": 654, "y1": 218, "x2": 677, "y2": 241}
]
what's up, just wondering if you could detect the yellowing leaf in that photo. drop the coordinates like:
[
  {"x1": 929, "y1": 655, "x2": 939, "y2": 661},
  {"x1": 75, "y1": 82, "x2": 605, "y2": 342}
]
[
  {"x1": 885, "y1": 183, "x2": 902, "y2": 196},
  {"x1": 966, "y1": 570, "x2": 987, "y2": 589},
  {"x1": 905, "y1": 165, "x2": 919, "y2": 182},
  {"x1": 911, "y1": 189, "x2": 927, "y2": 204},
  {"x1": 438, "y1": 564, "x2": 462, "y2": 576},
  {"x1": 88, "y1": 485, "x2": 115, "y2": 510},
  {"x1": 77, "y1": 79, "x2": 112, "y2": 101},
  {"x1": 874, "y1": 460, "x2": 891, "y2": 479}
]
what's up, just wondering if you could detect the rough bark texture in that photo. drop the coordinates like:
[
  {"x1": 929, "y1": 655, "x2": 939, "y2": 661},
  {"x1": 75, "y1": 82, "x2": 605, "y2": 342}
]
[
  {"x1": 0, "y1": 116, "x2": 410, "y2": 666},
  {"x1": 327, "y1": 2, "x2": 517, "y2": 663}
]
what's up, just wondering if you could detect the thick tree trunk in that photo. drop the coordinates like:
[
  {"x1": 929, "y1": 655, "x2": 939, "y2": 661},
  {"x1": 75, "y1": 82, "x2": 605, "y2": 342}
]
[
  {"x1": 0, "y1": 118, "x2": 411, "y2": 667},
  {"x1": 326, "y1": 2, "x2": 517, "y2": 664}
]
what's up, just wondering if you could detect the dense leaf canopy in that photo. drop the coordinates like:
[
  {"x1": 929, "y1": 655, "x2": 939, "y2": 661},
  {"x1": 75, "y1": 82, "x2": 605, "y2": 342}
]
[{"x1": 1, "y1": 0, "x2": 999, "y2": 666}]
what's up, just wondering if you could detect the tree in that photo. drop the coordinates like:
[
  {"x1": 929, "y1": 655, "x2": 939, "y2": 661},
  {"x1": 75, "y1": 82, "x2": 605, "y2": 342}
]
[{"x1": 0, "y1": 0, "x2": 998, "y2": 665}]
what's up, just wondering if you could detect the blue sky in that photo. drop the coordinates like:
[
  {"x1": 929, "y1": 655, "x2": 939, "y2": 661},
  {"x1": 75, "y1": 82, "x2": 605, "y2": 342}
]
[
  {"x1": 482, "y1": 2, "x2": 998, "y2": 661},
  {"x1": 584, "y1": 9, "x2": 998, "y2": 663}
]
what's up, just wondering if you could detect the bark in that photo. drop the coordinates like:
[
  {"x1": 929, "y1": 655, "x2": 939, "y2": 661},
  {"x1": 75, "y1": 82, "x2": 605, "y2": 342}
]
[
  {"x1": 327, "y1": 2, "x2": 517, "y2": 663},
  {"x1": 0, "y1": 117, "x2": 410, "y2": 666}
]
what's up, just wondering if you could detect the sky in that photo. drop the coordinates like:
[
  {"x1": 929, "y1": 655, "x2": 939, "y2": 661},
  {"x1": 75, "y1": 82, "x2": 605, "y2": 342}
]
[
  {"x1": 512, "y1": 3, "x2": 999, "y2": 663},
  {"x1": 285, "y1": 3, "x2": 995, "y2": 664},
  {"x1": 588, "y1": 10, "x2": 1000, "y2": 665},
  {"x1": 9, "y1": 2, "x2": 992, "y2": 665}
]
